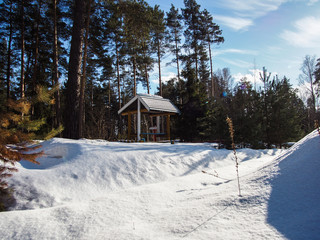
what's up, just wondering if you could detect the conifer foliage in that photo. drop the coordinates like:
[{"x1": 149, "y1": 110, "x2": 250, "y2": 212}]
[
  {"x1": 0, "y1": 86, "x2": 62, "y2": 210},
  {"x1": 0, "y1": 99, "x2": 42, "y2": 210}
]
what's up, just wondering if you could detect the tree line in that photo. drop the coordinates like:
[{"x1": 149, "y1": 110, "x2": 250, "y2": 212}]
[{"x1": 0, "y1": 0, "x2": 319, "y2": 147}]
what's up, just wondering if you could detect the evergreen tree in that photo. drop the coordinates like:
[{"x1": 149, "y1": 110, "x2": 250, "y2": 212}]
[
  {"x1": 200, "y1": 98, "x2": 229, "y2": 146},
  {"x1": 181, "y1": 0, "x2": 202, "y2": 81},
  {"x1": 200, "y1": 9, "x2": 224, "y2": 98},
  {"x1": 165, "y1": 4, "x2": 183, "y2": 100},
  {"x1": 122, "y1": 0, "x2": 153, "y2": 96},
  {"x1": 0, "y1": 39, "x2": 6, "y2": 107},
  {"x1": 267, "y1": 76, "x2": 304, "y2": 147},
  {"x1": 0, "y1": 0, "x2": 17, "y2": 100},
  {"x1": 177, "y1": 62, "x2": 207, "y2": 141},
  {"x1": 151, "y1": 5, "x2": 166, "y2": 96},
  {"x1": 260, "y1": 67, "x2": 272, "y2": 147},
  {"x1": 231, "y1": 78, "x2": 263, "y2": 148}
]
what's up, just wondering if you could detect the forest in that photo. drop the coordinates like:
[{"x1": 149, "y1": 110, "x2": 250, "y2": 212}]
[{"x1": 1, "y1": 0, "x2": 320, "y2": 148}]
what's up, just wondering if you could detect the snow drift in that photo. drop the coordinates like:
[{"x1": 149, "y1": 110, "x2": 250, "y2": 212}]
[
  {"x1": 0, "y1": 130, "x2": 319, "y2": 239},
  {"x1": 267, "y1": 130, "x2": 320, "y2": 239}
]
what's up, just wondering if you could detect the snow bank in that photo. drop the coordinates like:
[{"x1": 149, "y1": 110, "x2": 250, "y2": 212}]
[
  {"x1": 0, "y1": 130, "x2": 319, "y2": 239},
  {"x1": 267, "y1": 130, "x2": 320, "y2": 239},
  {"x1": 8, "y1": 138, "x2": 279, "y2": 210}
]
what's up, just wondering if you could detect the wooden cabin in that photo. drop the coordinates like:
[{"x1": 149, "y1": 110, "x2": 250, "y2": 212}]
[{"x1": 118, "y1": 94, "x2": 180, "y2": 142}]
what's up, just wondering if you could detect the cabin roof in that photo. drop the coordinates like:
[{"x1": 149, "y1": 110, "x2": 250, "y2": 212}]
[{"x1": 118, "y1": 94, "x2": 180, "y2": 115}]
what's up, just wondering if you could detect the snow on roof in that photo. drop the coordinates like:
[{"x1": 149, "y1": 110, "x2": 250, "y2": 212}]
[{"x1": 118, "y1": 94, "x2": 180, "y2": 115}]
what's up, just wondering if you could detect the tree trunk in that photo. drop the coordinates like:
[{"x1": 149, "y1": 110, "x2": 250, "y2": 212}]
[
  {"x1": 157, "y1": 39, "x2": 162, "y2": 96},
  {"x1": 32, "y1": 0, "x2": 41, "y2": 91},
  {"x1": 145, "y1": 63, "x2": 150, "y2": 94},
  {"x1": 31, "y1": 0, "x2": 42, "y2": 115},
  {"x1": 6, "y1": 2, "x2": 13, "y2": 100},
  {"x1": 65, "y1": 0, "x2": 85, "y2": 139},
  {"x1": 174, "y1": 29, "x2": 182, "y2": 104},
  {"x1": 79, "y1": 0, "x2": 92, "y2": 138},
  {"x1": 116, "y1": 44, "x2": 121, "y2": 109},
  {"x1": 208, "y1": 42, "x2": 214, "y2": 98},
  {"x1": 53, "y1": 0, "x2": 61, "y2": 127},
  {"x1": 174, "y1": 29, "x2": 180, "y2": 81},
  {"x1": 133, "y1": 54, "x2": 136, "y2": 96},
  {"x1": 195, "y1": 43, "x2": 198, "y2": 82},
  {"x1": 20, "y1": 0, "x2": 25, "y2": 99}
]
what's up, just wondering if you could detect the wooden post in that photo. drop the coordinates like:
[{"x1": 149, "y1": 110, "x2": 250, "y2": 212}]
[
  {"x1": 137, "y1": 99, "x2": 141, "y2": 141},
  {"x1": 166, "y1": 114, "x2": 170, "y2": 140},
  {"x1": 155, "y1": 116, "x2": 160, "y2": 141},
  {"x1": 128, "y1": 113, "x2": 131, "y2": 140}
]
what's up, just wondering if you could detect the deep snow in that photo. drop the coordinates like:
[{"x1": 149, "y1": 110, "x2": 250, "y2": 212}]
[{"x1": 0, "y1": 130, "x2": 319, "y2": 239}]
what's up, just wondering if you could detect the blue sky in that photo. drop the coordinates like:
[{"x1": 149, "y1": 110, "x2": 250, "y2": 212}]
[{"x1": 143, "y1": 0, "x2": 320, "y2": 93}]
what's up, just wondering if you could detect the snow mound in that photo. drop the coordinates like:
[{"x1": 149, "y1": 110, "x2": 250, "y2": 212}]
[
  {"x1": 1, "y1": 131, "x2": 319, "y2": 239},
  {"x1": 267, "y1": 130, "x2": 320, "y2": 239},
  {"x1": 9, "y1": 138, "x2": 279, "y2": 210}
]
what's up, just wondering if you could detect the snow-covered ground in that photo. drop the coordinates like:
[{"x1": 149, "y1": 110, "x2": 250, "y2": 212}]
[{"x1": 1, "y1": 130, "x2": 319, "y2": 239}]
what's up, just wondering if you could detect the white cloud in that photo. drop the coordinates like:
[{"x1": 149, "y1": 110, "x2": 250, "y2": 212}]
[
  {"x1": 233, "y1": 69, "x2": 263, "y2": 85},
  {"x1": 280, "y1": 16, "x2": 320, "y2": 48},
  {"x1": 233, "y1": 69, "x2": 278, "y2": 86},
  {"x1": 214, "y1": 48, "x2": 258, "y2": 57},
  {"x1": 215, "y1": 15, "x2": 253, "y2": 31},
  {"x1": 221, "y1": 58, "x2": 253, "y2": 68},
  {"x1": 151, "y1": 72, "x2": 177, "y2": 85},
  {"x1": 216, "y1": 0, "x2": 287, "y2": 18},
  {"x1": 214, "y1": 0, "x2": 288, "y2": 31},
  {"x1": 308, "y1": 0, "x2": 319, "y2": 6}
]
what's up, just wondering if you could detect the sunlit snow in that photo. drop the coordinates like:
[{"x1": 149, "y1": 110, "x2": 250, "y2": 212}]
[{"x1": 1, "y1": 130, "x2": 319, "y2": 239}]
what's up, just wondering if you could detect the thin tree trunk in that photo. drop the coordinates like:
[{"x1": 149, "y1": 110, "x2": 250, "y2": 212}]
[
  {"x1": 145, "y1": 63, "x2": 150, "y2": 94},
  {"x1": 6, "y1": 2, "x2": 13, "y2": 100},
  {"x1": 31, "y1": 0, "x2": 42, "y2": 115},
  {"x1": 208, "y1": 42, "x2": 214, "y2": 98},
  {"x1": 116, "y1": 44, "x2": 121, "y2": 109},
  {"x1": 174, "y1": 29, "x2": 182, "y2": 104},
  {"x1": 133, "y1": 54, "x2": 136, "y2": 96},
  {"x1": 32, "y1": 0, "x2": 41, "y2": 91},
  {"x1": 174, "y1": 29, "x2": 180, "y2": 81},
  {"x1": 142, "y1": 41, "x2": 150, "y2": 95},
  {"x1": 79, "y1": 0, "x2": 92, "y2": 138},
  {"x1": 260, "y1": 67, "x2": 271, "y2": 148},
  {"x1": 195, "y1": 43, "x2": 198, "y2": 82},
  {"x1": 20, "y1": 0, "x2": 25, "y2": 99},
  {"x1": 157, "y1": 39, "x2": 162, "y2": 96},
  {"x1": 309, "y1": 70, "x2": 316, "y2": 119},
  {"x1": 53, "y1": 0, "x2": 61, "y2": 127},
  {"x1": 108, "y1": 79, "x2": 111, "y2": 139}
]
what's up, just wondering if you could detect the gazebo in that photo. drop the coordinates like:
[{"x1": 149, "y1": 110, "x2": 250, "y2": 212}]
[{"x1": 118, "y1": 94, "x2": 180, "y2": 141}]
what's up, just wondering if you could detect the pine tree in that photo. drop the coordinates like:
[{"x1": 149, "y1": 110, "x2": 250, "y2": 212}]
[
  {"x1": 151, "y1": 5, "x2": 166, "y2": 96},
  {"x1": 0, "y1": 0, "x2": 17, "y2": 101},
  {"x1": 0, "y1": 104, "x2": 42, "y2": 210},
  {"x1": 200, "y1": 9, "x2": 224, "y2": 98},
  {"x1": 267, "y1": 76, "x2": 304, "y2": 147},
  {"x1": 122, "y1": 0, "x2": 153, "y2": 96},
  {"x1": 165, "y1": 4, "x2": 183, "y2": 100},
  {"x1": 231, "y1": 78, "x2": 263, "y2": 148},
  {"x1": 181, "y1": 0, "x2": 202, "y2": 81},
  {"x1": 64, "y1": 0, "x2": 85, "y2": 139}
]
